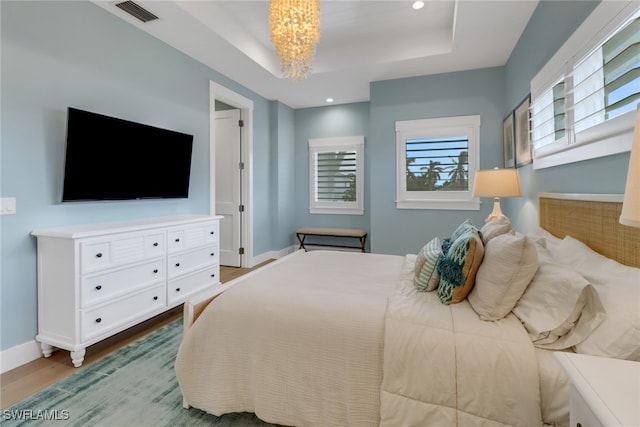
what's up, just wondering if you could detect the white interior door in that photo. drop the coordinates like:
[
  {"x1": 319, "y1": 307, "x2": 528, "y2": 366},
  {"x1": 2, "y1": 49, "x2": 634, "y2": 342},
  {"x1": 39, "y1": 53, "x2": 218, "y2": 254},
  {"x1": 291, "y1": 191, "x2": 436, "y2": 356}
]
[{"x1": 215, "y1": 109, "x2": 242, "y2": 267}]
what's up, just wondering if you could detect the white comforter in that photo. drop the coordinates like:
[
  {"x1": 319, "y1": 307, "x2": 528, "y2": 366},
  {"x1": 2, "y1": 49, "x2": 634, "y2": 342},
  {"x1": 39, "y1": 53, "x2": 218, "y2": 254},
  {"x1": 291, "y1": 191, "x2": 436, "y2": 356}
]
[
  {"x1": 381, "y1": 261, "x2": 543, "y2": 426},
  {"x1": 175, "y1": 251, "x2": 544, "y2": 426},
  {"x1": 175, "y1": 250, "x2": 404, "y2": 427}
]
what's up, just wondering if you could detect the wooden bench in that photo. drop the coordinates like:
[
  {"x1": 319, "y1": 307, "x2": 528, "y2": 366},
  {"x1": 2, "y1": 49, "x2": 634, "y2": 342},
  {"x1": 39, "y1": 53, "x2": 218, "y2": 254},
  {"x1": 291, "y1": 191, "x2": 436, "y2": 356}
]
[{"x1": 296, "y1": 227, "x2": 368, "y2": 253}]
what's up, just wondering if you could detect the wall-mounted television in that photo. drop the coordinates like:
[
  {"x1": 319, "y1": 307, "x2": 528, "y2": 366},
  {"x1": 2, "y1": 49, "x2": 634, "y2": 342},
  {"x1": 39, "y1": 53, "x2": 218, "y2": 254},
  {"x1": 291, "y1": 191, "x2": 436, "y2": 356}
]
[{"x1": 62, "y1": 107, "x2": 194, "y2": 202}]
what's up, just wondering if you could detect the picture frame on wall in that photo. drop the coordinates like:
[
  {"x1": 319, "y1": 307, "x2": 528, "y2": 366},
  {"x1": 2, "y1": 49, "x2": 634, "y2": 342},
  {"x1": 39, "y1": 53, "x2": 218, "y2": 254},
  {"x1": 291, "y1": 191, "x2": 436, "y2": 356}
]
[
  {"x1": 503, "y1": 112, "x2": 515, "y2": 168},
  {"x1": 515, "y1": 95, "x2": 532, "y2": 167}
]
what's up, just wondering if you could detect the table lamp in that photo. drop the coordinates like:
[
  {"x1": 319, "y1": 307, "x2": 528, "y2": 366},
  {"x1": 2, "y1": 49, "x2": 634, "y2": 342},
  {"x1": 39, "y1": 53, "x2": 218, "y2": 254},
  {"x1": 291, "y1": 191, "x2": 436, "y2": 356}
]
[
  {"x1": 620, "y1": 104, "x2": 640, "y2": 228},
  {"x1": 473, "y1": 167, "x2": 522, "y2": 223}
]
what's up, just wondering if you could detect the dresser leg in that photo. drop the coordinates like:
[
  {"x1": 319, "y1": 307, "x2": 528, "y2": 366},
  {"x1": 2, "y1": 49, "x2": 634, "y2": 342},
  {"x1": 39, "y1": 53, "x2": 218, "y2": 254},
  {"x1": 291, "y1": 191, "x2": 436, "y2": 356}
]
[
  {"x1": 70, "y1": 348, "x2": 86, "y2": 367},
  {"x1": 40, "y1": 342, "x2": 54, "y2": 358}
]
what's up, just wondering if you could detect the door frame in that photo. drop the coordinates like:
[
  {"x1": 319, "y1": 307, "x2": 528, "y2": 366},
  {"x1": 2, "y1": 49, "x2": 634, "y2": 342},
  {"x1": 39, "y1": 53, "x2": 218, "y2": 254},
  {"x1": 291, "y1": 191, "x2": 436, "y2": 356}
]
[{"x1": 209, "y1": 81, "x2": 254, "y2": 268}]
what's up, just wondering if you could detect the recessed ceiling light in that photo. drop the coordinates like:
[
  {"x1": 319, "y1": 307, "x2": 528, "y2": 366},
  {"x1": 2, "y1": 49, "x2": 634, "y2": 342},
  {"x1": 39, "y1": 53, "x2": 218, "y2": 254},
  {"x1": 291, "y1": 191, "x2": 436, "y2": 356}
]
[
  {"x1": 412, "y1": 1, "x2": 424, "y2": 10},
  {"x1": 326, "y1": 97, "x2": 334, "y2": 103}
]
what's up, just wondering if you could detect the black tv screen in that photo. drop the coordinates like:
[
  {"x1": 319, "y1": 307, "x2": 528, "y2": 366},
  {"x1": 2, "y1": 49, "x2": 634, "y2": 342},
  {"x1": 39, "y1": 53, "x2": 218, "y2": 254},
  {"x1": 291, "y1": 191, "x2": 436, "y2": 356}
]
[{"x1": 62, "y1": 107, "x2": 193, "y2": 202}]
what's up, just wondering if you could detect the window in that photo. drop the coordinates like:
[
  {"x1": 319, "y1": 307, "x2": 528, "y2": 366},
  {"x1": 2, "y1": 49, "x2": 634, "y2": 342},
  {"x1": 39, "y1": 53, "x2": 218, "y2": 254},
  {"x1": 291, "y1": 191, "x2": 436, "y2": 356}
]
[
  {"x1": 396, "y1": 115, "x2": 481, "y2": 210},
  {"x1": 531, "y1": 80, "x2": 567, "y2": 154},
  {"x1": 308, "y1": 136, "x2": 364, "y2": 215},
  {"x1": 531, "y1": 2, "x2": 639, "y2": 169}
]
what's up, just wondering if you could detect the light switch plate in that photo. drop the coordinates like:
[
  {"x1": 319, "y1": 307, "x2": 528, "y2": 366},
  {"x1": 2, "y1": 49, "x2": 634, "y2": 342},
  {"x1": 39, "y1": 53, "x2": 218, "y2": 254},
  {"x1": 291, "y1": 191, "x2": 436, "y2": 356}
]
[{"x1": 0, "y1": 198, "x2": 16, "y2": 215}]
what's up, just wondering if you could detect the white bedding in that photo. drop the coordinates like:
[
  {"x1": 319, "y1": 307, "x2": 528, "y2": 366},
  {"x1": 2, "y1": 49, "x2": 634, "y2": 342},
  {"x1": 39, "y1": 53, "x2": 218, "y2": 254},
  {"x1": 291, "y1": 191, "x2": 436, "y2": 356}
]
[
  {"x1": 175, "y1": 250, "x2": 404, "y2": 426},
  {"x1": 175, "y1": 250, "x2": 562, "y2": 426},
  {"x1": 380, "y1": 261, "x2": 543, "y2": 426}
]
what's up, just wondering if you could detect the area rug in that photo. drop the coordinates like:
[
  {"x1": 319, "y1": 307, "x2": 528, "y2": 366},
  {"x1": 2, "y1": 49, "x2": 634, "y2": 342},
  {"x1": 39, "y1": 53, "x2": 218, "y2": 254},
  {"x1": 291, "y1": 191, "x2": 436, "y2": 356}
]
[{"x1": 4, "y1": 319, "x2": 278, "y2": 426}]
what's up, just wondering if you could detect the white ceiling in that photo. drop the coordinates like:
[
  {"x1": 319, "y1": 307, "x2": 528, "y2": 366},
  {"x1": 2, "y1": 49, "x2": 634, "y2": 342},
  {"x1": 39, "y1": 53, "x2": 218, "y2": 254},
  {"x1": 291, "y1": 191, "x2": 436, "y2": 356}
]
[{"x1": 92, "y1": 0, "x2": 539, "y2": 109}]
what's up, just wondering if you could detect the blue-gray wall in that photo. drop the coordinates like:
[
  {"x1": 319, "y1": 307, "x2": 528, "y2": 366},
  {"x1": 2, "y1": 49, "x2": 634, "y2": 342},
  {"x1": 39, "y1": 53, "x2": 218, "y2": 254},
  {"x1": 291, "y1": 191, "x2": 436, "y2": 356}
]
[
  {"x1": 369, "y1": 68, "x2": 506, "y2": 254},
  {"x1": 293, "y1": 103, "x2": 371, "y2": 249},
  {"x1": 3, "y1": 0, "x2": 628, "y2": 356},
  {"x1": 0, "y1": 1, "x2": 275, "y2": 351}
]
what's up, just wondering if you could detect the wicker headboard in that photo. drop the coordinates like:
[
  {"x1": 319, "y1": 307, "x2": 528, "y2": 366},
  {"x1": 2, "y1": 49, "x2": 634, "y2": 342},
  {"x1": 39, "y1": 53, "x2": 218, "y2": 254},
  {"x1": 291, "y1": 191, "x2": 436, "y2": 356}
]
[{"x1": 539, "y1": 193, "x2": 640, "y2": 268}]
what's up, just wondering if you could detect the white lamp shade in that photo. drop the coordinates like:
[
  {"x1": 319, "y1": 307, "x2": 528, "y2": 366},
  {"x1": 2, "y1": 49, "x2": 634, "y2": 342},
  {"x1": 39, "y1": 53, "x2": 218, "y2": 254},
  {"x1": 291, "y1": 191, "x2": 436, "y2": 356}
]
[
  {"x1": 620, "y1": 104, "x2": 640, "y2": 228},
  {"x1": 473, "y1": 168, "x2": 523, "y2": 198}
]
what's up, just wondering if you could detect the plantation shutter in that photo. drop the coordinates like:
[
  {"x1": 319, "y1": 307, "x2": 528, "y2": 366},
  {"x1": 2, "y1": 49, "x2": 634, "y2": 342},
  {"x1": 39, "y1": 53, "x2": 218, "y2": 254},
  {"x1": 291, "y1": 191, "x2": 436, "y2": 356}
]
[
  {"x1": 315, "y1": 150, "x2": 357, "y2": 202},
  {"x1": 572, "y1": 14, "x2": 639, "y2": 134},
  {"x1": 308, "y1": 136, "x2": 364, "y2": 215},
  {"x1": 531, "y1": 79, "x2": 567, "y2": 154},
  {"x1": 405, "y1": 136, "x2": 469, "y2": 192}
]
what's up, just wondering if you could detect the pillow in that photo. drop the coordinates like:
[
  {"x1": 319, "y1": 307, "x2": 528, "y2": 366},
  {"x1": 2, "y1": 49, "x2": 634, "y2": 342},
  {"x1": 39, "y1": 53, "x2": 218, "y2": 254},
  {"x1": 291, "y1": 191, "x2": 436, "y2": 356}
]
[
  {"x1": 414, "y1": 237, "x2": 443, "y2": 292},
  {"x1": 526, "y1": 227, "x2": 562, "y2": 251},
  {"x1": 512, "y1": 247, "x2": 606, "y2": 350},
  {"x1": 551, "y1": 236, "x2": 640, "y2": 360},
  {"x1": 441, "y1": 219, "x2": 474, "y2": 254},
  {"x1": 437, "y1": 227, "x2": 484, "y2": 304},
  {"x1": 479, "y1": 217, "x2": 514, "y2": 245},
  {"x1": 468, "y1": 233, "x2": 538, "y2": 321}
]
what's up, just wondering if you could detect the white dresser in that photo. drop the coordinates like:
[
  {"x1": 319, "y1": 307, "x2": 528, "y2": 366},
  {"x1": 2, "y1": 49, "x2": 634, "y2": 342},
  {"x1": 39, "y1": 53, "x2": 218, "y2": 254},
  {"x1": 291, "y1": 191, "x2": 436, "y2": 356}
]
[
  {"x1": 32, "y1": 215, "x2": 222, "y2": 367},
  {"x1": 554, "y1": 352, "x2": 640, "y2": 427}
]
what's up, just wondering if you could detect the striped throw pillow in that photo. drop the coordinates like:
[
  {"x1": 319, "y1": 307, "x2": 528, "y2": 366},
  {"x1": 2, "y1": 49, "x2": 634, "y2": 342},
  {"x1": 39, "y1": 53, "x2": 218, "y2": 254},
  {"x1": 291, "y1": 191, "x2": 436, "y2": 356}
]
[{"x1": 414, "y1": 237, "x2": 443, "y2": 292}]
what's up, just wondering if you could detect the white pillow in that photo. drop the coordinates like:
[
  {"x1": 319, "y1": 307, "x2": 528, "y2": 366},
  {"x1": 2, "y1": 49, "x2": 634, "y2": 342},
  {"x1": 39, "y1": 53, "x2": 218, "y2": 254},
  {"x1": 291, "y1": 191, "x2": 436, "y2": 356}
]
[
  {"x1": 468, "y1": 233, "x2": 538, "y2": 321},
  {"x1": 479, "y1": 217, "x2": 514, "y2": 245},
  {"x1": 526, "y1": 227, "x2": 562, "y2": 251},
  {"x1": 551, "y1": 236, "x2": 640, "y2": 360},
  {"x1": 512, "y1": 247, "x2": 606, "y2": 350}
]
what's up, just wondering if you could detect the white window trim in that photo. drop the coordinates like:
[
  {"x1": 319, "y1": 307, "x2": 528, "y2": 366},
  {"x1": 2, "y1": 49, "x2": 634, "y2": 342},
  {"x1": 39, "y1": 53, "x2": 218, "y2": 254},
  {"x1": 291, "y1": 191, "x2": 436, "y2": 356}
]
[
  {"x1": 395, "y1": 115, "x2": 481, "y2": 210},
  {"x1": 308, "y1": 136, "x2": 364, "y2": 215},
  {"x1": 530, "y1": 1, "x2": 639, "y2": 170}
]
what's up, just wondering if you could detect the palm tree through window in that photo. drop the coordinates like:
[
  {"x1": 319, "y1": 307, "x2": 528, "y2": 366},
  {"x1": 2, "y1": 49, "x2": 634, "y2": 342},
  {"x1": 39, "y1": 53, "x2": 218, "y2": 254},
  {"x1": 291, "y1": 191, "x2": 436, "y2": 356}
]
[{"x1": 406, "y1": 136, "x2": 469, "y2": 192}]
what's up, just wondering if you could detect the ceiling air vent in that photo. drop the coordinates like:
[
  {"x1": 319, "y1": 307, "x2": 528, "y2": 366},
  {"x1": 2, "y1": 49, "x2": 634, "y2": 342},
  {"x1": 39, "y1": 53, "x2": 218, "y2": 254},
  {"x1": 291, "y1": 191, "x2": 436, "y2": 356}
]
[{"x1": 115, "y1": 1, "x2": 159, "y2": 23}]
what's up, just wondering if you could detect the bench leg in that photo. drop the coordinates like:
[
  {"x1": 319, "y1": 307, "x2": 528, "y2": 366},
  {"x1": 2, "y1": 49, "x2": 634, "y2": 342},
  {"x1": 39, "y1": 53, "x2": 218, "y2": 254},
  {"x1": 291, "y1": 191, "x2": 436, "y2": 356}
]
[
  {"x1": 296, "y1": 233, "x2": 307, "y2": 251},
  {"x1": 359, "y1": 235, "x2": 367, "y2": 253}
]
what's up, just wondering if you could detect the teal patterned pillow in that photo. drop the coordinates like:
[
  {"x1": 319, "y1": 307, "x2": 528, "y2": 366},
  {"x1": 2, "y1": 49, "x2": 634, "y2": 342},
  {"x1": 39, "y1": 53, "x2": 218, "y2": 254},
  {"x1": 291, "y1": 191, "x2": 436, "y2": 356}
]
[
  {"x1": 437, "y1": 227, "x2": 485, "y2": 304},
  {"x1": 414, "y1": 237, "x2": 443, "y2": 292},
  {"x1": 441, "y1": 219, "x2": 474, "y2": 256}
]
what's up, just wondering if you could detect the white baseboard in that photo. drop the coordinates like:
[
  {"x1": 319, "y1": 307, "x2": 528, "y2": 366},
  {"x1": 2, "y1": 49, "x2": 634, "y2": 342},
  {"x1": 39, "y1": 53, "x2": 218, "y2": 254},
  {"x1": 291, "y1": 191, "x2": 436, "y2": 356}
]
[
  {"x1": 1, "y1": 339, "x2": 42, "y2": 374},
  {"x1": 249, "y1": 245, "x2": 297, "y2": 267}
]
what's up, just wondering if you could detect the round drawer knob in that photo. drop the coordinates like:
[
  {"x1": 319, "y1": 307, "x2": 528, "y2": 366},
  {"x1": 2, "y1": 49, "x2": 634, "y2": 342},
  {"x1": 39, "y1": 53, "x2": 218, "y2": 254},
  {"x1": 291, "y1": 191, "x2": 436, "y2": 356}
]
[
  {"x1": 95, "y1": 285, "x2": 102, "y2": 290},
  {"x1": 153, "y1": 269, "x2": 158, "y2": 274},
  {"x1": 95, "y1": 318, "x2": 102, "y2": 323},
  {"x1": 175, "y1": 238, "x2": 180, "y2": 243},
  {"x1": 211, "y1": 274, "x2": 216, "y2": 278},
  {"x1": 153, "y1": 242, "x2": 159, "y2": 247},
  {"x1": 175, "y1": 263, "x2": 180, "y2": 267},
  {"x1": 210, "y1": 252, "x2": 215, "y2": 256},
  {"x1": 176, "y1": 287, "x2": 181, "y2": 292},
  {"x1": 153, "y1": 296, "x2": 158, "y2": 301},
  {"x1": 96, "y1": 253, "x2": 103, "y2": 258},
  {"x1": 210, "y1": 231, "x2": 215, "y2": 235}
]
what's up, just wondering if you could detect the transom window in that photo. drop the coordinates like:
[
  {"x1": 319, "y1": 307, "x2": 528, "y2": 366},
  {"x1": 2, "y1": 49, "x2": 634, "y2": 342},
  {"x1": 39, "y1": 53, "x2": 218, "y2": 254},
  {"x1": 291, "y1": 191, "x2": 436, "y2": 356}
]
[
  {"x1": 396, "y1": 115, "x2": 480, "y2": 210},
  {"x1": 531, "y1": 3, "x2": 639, "y2": 169}
]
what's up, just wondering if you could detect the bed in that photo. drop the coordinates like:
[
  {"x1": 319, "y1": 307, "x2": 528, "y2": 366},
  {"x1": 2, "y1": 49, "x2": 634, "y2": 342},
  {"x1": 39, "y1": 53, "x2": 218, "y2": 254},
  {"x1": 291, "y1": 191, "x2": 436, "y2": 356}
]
[{"x1": 175, "y1": 193, "x2": 640, "y2": 427}]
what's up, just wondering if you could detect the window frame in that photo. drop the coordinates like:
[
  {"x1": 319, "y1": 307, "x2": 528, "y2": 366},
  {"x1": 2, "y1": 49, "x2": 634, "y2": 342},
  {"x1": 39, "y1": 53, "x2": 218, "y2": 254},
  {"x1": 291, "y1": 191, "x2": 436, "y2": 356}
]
[
  {"x1": 530, "y1": 1, "x2": 639, "y2": 170},
  {"x1": 308, "y1": 136, "x2": 364, "y2": 215},
  {"x1": 395, "y1": 115, "x2": 481, "y2": 210}
]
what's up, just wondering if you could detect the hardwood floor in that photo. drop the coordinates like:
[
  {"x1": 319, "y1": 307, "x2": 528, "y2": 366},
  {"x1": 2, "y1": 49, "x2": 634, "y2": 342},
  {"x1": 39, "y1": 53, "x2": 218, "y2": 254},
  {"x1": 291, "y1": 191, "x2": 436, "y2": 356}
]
[{"x1": 0, "y1": 261, "x2": 273, "y2": 410}]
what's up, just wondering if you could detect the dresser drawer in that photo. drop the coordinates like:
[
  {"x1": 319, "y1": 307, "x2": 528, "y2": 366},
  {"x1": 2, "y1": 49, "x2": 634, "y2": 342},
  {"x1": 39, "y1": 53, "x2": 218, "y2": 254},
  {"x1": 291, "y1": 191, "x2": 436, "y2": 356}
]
[
  {"x1": 168, "y1": 245, "x2": 218, "y2": 279},
  {"x1": 145, "y1": 233, "x2": 165, "y2": 258},
  {"x1": 167, "y1": 265, "x2": 219, "y2": 305},
  {"x1": 81, "y1": 284, "x2": 166, "y2": 341},
  {"x1": 81, "y1": 258, "x2": 165, "y2": 307},
  {"x1": 167, "y1": 220, "x2": 219, "y2": 253},
  {"x1": 80, "y1": 231, "x2": 167, "y2": 273}
]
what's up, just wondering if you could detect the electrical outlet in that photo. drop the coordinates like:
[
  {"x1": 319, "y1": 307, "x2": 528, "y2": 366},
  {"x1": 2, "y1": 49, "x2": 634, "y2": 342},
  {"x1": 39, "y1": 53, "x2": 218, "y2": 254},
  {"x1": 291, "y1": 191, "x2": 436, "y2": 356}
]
[{"x1": 0, "y1": 198, "x2": 16, "y2": 215}]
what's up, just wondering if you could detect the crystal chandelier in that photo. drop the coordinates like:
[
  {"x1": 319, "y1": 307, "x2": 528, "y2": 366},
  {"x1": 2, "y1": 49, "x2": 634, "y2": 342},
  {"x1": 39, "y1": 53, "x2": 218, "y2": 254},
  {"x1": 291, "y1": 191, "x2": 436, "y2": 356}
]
[{"x1": 269, "y1": 0, "x2": 321, "y2": 80}]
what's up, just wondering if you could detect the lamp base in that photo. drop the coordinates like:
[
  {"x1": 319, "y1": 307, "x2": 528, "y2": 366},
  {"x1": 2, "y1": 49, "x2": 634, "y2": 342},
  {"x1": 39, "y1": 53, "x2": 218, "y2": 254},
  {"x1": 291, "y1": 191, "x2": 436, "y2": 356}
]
[{"x1": 485, "y1": 197, "x2": 510, "y2": 223}]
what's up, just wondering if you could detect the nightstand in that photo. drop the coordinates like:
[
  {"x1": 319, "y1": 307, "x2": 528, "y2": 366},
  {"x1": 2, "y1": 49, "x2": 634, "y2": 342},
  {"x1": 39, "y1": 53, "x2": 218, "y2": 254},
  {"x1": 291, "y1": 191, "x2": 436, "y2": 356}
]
[{"x1": 554, "y1": 352, "x2": 640, "y2": 427}]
